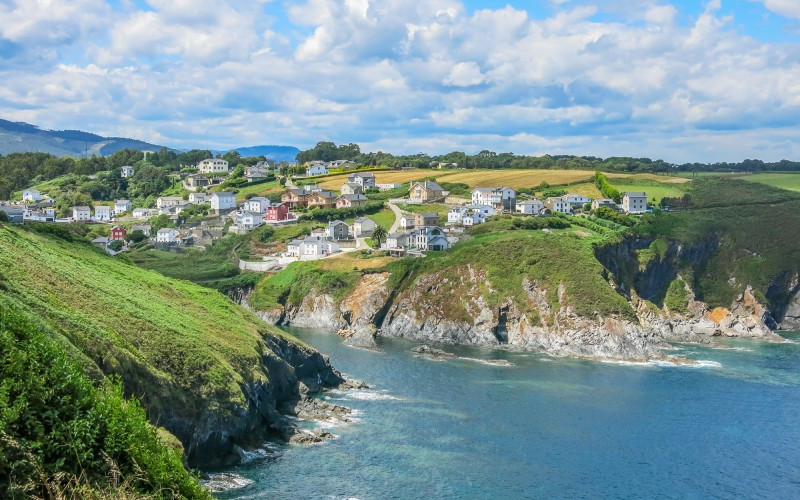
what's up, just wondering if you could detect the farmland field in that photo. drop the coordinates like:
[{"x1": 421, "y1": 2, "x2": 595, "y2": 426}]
[
  {"x1": 734, "y1": 172, "x2": 800, "y2": 193},
  {"x1": 611, "y1": 183, "x2": 686, "y2": 203},
  {"x1": 318, "y1": 168, "x2": 689, "y2": 191}
]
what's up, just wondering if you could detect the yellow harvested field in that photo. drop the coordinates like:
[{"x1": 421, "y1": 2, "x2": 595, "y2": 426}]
[
  {"x1": 318, "y1": 254, "x2": 394, "y2": 271},
  {"x1": 317, "y1": 168, "x2": 689, "y2": 190},
  {"x1": 561, "y1": 182, "x2": 603, "y2": 199}
]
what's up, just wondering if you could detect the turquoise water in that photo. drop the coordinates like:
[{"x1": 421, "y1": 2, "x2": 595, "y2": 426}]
[{"x1": 218, "y1": 331, "x2": 800, "y2": 499}]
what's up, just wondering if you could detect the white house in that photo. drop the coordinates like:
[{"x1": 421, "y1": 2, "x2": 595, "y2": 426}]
[
  {"x1": 448, "y1": 207, "x2": 467, "y2": 224},
  {"x1": 592, "y1": 199, "x2": 617, "y2": 210},
  {"x1": 517, "y1": 199, "x2": 545, "y2": 215},
  {"x1": 622, "y1": 192, "x2": 648, "y2": 214},
  {"x1": 23, "y1": 208, "x2": 55, "y2": 222},
  {"x1": 156, "y1": 228, "x2": 180, "y2": 243},
  {"x1": 210, "y1": 192, "x2": 237, "y2": 211},
  {"x1": 94, "y1": 205, "x2": 112, "y2": 221},
  {"x1": 400, "y1": 215, "x2": 415, "y2": 230},
  {"x1": 189, "y1": 193, "x2": 209, "y2": 204},
  {"x1": 353, "y1": 217, "x2": 377, "y2": 236},
  {"x1": 287, "y1": 236, "x2": 340, "y2": 258},
  {"x1": 306, "y1": 164, "x2": 328, "y2": 176},
  {"x1": 412, "y1": 226, "x2": 449, "y2": 251},
  {"x1": 157, "y1": 196, "x2": 183, "y2": 209},
  {"x1": 121, "y1": 165, "x2": 135, "y2": 178},
  {"x1": 243, "y1": 197, "x2": 270, "y2": 213},
  {"x1": 238, "y1": 212, "x2": 263, "y2": 231},
  {"x1": 467, "y1": 204, "x2": 495, "y2": 218},
  {"x1": 348, "y1": 172, "x2": 376, "y2": 189},
  {"x1": 376, "y1": 183, "x2": 403, "y2": 191},
  {"x1": 132, "y1": 208, "x2": 152, "y2": 219},
  {"x1": 114, "y1": 200, "x2": 132, "y2": 215},
  {"x1": 72, "y1": 206, "x2": 91, "y2": 221},
  {"x1": 471, "y1": 187, "x2": 516, "y2": 210},
  {"x1": 545, "y1": 197, "x2": 572, "y2": 214},
  {"x1": 564, "y1": 193, "x2": 592, "y2": 206},
  {"x1": 244, "y1": 167, "x2": 272, "y2": 182},
  {"x1": 462, "y1": 212, "x2": 483, "y2": 226},
  {"x1": 22, "y1": 189, "x2": 44, "y2": 203},
  {"x1": 386, "y1": 232, "x2": 411, "y2": 250},
  {"x1": 198, "y1": 158, "x2": 230, "y2": 173}
]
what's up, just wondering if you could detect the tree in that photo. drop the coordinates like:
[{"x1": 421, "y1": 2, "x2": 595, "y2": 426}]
[
  {"x1": 108, "y1": 239, "x2": 124, "y2": 252},
  {"x1": 0, "y1": 211, "x2": 8, "y2": 222},
  {"x1": 371, "y1": 225, "x2": 388, "y2": 248},
  {"x1": 127, "y1": 166, "x2": 169, "y2": 199},
  {"x1": 128, "y1": 230, "x2": 146, "y2": 243}
]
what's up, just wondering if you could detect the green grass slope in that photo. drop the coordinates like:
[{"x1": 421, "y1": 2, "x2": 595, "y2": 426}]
[{"x1": 0, "y1": 223, "x2": 335, "y2": 468}]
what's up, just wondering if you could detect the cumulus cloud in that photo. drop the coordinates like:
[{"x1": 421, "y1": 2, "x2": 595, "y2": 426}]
[
  {"x1": 757, "y1": 0, "x2": 800, "y2": 20},
  {"x1": 0, "y1": 0, "x2": 798, "y2": 162}
]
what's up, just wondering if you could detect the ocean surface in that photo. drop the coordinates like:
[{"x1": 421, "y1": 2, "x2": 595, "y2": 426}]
[{"x1": 216, "y1": 330, "x2": 800, "y2": 499}]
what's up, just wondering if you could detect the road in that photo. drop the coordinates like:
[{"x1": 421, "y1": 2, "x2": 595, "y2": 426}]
[{"x1": 387, "y1": 201, "x2": 404, "y2": 233}]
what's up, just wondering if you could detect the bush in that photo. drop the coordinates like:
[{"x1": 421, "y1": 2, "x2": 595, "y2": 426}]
[
  {"x1": 594, "y1": 206, "x2": 636, "y2": 226},
  {"x1": 299, "y1": 201, "x2": 384, "y2": 222},
  {"x1": 108, "y1": 239, "x2": 124, "y2": 252},
  {"x1": 0, "y1": 299, "x2": 209, "y2": 499},
  {"x1": 595, "y1": 171, "x2": 621, "y2": 203}
]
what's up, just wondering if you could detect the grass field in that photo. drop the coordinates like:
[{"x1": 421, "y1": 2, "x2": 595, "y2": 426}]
[
  {"x1": 606, "y1": 173, "x2": 690, "y2": 184},
  {"x1": 734, "y1": 172, "x2": 800, "y2": 193},
  {"x1": 365, "y1": 208, "x2": 396, "y2": 228},
  {"x1": 611, "y1": 183, "x2": 686, "y2": 203},
  {"x1": 232, "y1": 180, "x2": 283, "y2": 201}
]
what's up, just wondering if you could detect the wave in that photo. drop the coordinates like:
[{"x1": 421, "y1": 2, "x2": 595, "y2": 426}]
[
  {"x1": 339, "y1": 389, "x2": 404, "y2": 401},
  {"x1": 601, "y1": 358, "x2": 722, "y2": 368},
  {"x1": 458, "y1": 356, "x2": 514, "y2": 367},
  {"x1": 201, "y1": 473, "x2": 254, "y2": 493}
]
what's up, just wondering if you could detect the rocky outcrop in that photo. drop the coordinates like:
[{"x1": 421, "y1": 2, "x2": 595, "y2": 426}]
[{"x1": 183, "y1": 333, "x2": 346, "y2": 469}]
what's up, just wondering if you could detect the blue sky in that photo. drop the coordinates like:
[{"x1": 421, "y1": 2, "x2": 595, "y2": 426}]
[{"x1": 1, "y1": 0, "x2": 799, "y2": 162}]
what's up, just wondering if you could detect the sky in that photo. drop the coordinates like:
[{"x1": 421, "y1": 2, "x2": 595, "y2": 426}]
[{"x1": 1, "y1": 0, "x2": 799, "y2": 163}]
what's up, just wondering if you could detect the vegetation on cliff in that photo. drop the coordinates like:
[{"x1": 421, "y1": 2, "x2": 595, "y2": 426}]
[
  {"x1": 0, "y1": 298, "x2": 209, "y2": 499},
  {"x1": 0, "y1": 222, "x2": 334, "y2": 472}
]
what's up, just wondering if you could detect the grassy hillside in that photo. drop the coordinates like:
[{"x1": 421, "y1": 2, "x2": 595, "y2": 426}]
[
  {"x1": 0, "y1": 223, "x2": 332, "y2": 467},
  {"x1": 634, "y1": 178, "x2": 800, "y2": 309},
  {"x1": 734, "y1": 172, "x2": 800, "y2": 193},
  {"x1": 0, "y1": 297, "x2": 208, "y2": 499}
]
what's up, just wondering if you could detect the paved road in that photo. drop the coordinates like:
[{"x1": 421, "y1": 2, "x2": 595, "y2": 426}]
[{"x1": 387, "y1": 202, "x2": 404, "y2": 233}]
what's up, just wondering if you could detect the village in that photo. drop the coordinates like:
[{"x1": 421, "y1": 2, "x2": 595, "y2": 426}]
[{"x1": 0, "y1": 157, "x2": 650, "y2": 269}]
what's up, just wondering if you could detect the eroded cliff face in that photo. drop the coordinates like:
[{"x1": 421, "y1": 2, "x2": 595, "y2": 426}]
[{"x1": 179, "y1": 333, "x2": 345, "y2": 469}]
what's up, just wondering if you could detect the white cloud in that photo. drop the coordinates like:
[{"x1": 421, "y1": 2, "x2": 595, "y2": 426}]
[
  {"x1": 0, "y1": 0, "x2": 798, "y2": 163},
  {"x1": 756, "y1": 0, "x2": 800, "y2": 20}
]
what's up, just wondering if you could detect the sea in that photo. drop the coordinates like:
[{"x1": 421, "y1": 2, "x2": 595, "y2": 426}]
[{"x1": 214, "y1": 329, "x2": 800, "y2": 499}]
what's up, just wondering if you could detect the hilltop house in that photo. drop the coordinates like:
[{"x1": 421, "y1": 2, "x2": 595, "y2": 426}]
[
  {"x1": 121, "y1": 165, "x2": 135, "y2": 178},
  {"x1": 306, "y1": 163, "x2": 328, "y2": 177},
  {"x1": 336, "y1": 194, "x2": 368, "y2": 209},
  {"x1": 411, "y1": 226, "x2": 449, "y2": 251},
  {"x1": 157, "y1": 196, "x2": 184, "y2": 209},
  {"x1": 517, "y1": 199, "x2": 545, "y2": 215},
  {"x1": 287, "y1": 235, "x2": 340, "y2": 258},
  {"x1": 114, "y1": 200, "x2": 132, "y2": 215},
  {"x1": 189, "y1": 193, "x2": 209, "y2": 204},
  {"x1": 211, "y1": 192, "x2": 237, "y2": 211},
  {"x1": 73, "y1": 206, "x2": 91, "y2": 221},
  {"x1": 307, "y1": 190, "x2": 337, "y2": 209},
  {"x1": 471, "y1": 187, "x2": 516, "y2": 211},
  {"x1": 340, "y1": 182, "x2": 363, "y2": 195},
  {"x1": 386, "y1": 232, "x2": 410, "y2": 250},
  {"x1": 131, "y1": 224, "x2": 151, "y2": 236},
  {"x1": 348, "y1": 172, "x2": 376, "y2": 189},
  {"x1": 564, "y1": 193, "x2": 592, "y2": 207},
  {"x1": 281, "y1": 189, "x2": 309, "y2": 208},
  {"x1": 94, "y1": 205, "x2": 111, "y2": 221},
  {"x1": 329, "y1": 160, "x2": 355, "y2": 170},
  {"x1": 22, "y1": 189, "x2": 44, "y2": 203},
  {"x1": 245, "y1": 167, "x2": 272, "y2": 182},
  {"x1": 414, "y1": 212, "x2": 439, "y2": 228},
  {"x1": 592, "y1": 199, "x2": 617, "y2": 210},
  {"x1": 132, "y1": 208, "x2": 152, "y2": 219},
  {"x1": 184, "y1": 174, "x2": 211, "y2": 190},
  {"x1": 622, "y1": 192, "x2": 648, "y2": 214},
  {"x1": 266, "y1": 202, "x2": 291, "y2": 222},
  {"x1": 110, "y1": 226, "x2": 127, "y2": 241},
  {"x1": 545, "y1": 197, "x2": 572, "y2": 214},
  {"x1": 156, "y1": 228, "x2": 180, "y2": 243},
  {"x1": 244, "y1": 197, "x2": 270, "y2": 213},
  {"x1": 198, "y1": 158, "x2": 229, "y2": 173},
  {"x1": 326, "y1": 220, "x2": 351, "y2": 240},
  {"x1": 409, "y1": 181, "x2": 444, "y2": 203},
  {"x1": 353, "y1": 217, "x2": 376, "y2": 236},
  {"x1": 237, "y1": 211, "x2": 263, "y2": 231}
]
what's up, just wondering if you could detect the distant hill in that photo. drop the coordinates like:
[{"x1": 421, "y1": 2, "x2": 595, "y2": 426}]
[
  {"x1": 227, "y1": 145, "x2": 301, "y2": 162},
  {"x1": 0, "y1": 119, "x2": 168, "y2": 157}
]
